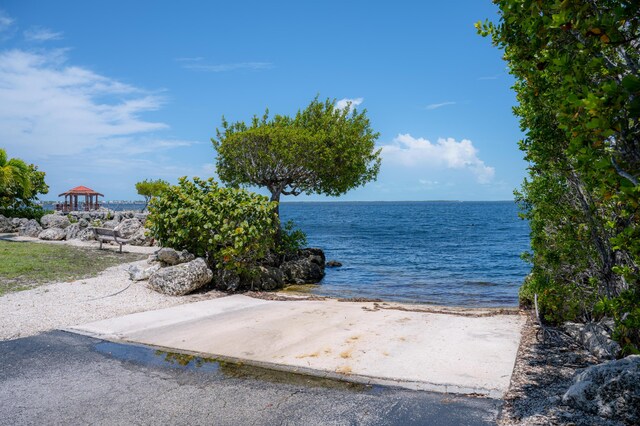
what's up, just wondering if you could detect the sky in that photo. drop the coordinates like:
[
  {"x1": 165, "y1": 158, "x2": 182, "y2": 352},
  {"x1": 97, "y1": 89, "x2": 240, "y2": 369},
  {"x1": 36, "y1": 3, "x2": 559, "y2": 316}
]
[{"x1": 0, "y1": 1, "x2": 526, "y2": 202}]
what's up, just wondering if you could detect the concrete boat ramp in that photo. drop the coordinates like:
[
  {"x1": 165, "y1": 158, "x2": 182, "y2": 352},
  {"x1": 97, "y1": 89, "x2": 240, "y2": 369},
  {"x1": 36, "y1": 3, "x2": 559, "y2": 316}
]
[{"x1": 67, "y1": 295, "x2": 525, "y2": 398}]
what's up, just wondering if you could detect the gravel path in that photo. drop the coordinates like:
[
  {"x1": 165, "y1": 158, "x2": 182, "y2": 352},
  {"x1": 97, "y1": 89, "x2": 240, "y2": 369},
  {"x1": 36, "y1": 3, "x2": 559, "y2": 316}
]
[{"x1": 0, "y1": 257, "x2": 225, "y2": 341}]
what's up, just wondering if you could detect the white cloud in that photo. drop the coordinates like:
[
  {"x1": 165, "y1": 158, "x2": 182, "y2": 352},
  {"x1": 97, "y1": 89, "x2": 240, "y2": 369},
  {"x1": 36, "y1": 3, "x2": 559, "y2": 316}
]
[
  {"x1": 24, "y1": 26, "x2": 63, "y2": 42},
  {"x1": 425, "y1": 101, "x2": 456, "y2": 110},
  {"x1": 0, "y1": 10, "x2": 13, "y2": 32},
  {"x1": 0, "y1": 49, "x2": 169, "y2": 157},
  {"x1": 336, "y1": 97, "x2": 363, "y2": 110},
  {"x1": 380, "y1": 134, "x2": 495, "y2": 183},
  {"x1": 177, "y1": 58, "x2": 274, "y2": 72}
]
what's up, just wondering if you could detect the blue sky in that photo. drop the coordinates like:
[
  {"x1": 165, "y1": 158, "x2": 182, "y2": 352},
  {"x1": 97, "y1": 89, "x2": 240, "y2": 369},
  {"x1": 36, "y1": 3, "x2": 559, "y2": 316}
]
[{"x1": 0, "y1": 1, "x2": 525, "y2": 201}]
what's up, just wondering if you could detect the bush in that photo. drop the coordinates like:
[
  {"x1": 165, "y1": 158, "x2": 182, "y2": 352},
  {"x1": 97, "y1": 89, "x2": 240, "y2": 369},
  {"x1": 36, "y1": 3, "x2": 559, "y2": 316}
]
[
  {"x1": 0, "y1": 206, "x2": 51, "y2": 221},
  {"x1": 277, "y1": 220, "x2": 307, "y2": 255},
  {"x1": 147, "y1": 177, "x2": 278, "y2": 275}
]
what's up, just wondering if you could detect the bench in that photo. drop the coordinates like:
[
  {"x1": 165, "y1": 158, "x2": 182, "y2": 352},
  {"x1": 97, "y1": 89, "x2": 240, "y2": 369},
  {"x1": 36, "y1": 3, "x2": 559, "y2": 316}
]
[{"x1": 93, "y1": 227, "x2": 131, "y2": 253}]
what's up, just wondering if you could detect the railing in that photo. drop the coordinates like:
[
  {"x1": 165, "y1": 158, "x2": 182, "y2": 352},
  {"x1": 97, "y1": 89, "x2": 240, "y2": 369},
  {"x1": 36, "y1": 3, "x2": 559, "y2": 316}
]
[{"x1": 55, "y1": 203, "x2": 101, "y2": 212}]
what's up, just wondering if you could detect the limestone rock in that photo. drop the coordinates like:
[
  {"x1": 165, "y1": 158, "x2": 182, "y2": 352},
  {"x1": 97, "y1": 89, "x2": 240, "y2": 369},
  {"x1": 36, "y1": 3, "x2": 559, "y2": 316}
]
[
  {"x1": 563, "y1": 355, "x2": 640, "y2": 424},
  {"x1": 38, "y1": 227, "x2": 67, "y2": 240},
  {"x1": 213, "y1": 269, "x2": 242, "y2": 292},
  {"x1": 78, "y1": 218, "x2": 89, "y2": 228},
  {"x1": 102, "y1": 219, "x2": 119, "y2": 229},
  {"x1": 157, "y1": 248, "x2": 195, "y2": 265},
  {"x1": 40, "y1": 214, "x2": 71, "y2": 229},
  {"x1": 128, "y1": 228, "x2": 153, "y2": 246},
  {"x1": 281, "y1": 258, "x2": 324, "y2": 284},
  {"x1": 77, "y1": 227, "x2": 95, "y2": 241},
  {"x1": 18, "y1": 219, "x2": 43, "y2": 238},
  {"x1": 0, "y1": 214, "x2": 12, "y2": 232},
  {"x1": 11, "y1": 217, "x2": 28, "y2": 231},
  {"x1": 148, "y1": 258, "x2": 213, "y2": 296},
  {"x1": 65, "y1": 223, "x2": 82, "y2": 240},
  {"x1": 114, "y1": 218, "x2": 143, "y2": 238},
  {"x1": 128, "y1": 262, "x2": 161, "y2": 281},
  {"x1": 252, "y1": 266, "x2": 285, "y2": 291},
  {"x1": 563, "y1": 321, "x2": 621, "y2": 360}
]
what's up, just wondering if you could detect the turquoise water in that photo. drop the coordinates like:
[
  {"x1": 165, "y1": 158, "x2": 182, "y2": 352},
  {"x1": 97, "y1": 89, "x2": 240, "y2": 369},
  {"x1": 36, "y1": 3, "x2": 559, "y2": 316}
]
[{"x1": 280, "y1": 201, "x2": 530, "y2": 307}]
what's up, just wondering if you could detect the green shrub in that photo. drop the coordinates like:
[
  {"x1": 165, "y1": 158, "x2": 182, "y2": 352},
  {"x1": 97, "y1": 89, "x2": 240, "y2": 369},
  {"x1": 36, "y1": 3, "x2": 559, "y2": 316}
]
[
  {"x1": 596, "y1": 290, "x2": 640, "y2": 356},
  {"x1": 147, "y1": 177, "x2": 278, "y2": 275},
  {"x1": 0, "y1": 206, "x2": 51, "y2": 221},
  {"x1": 277, "y1": 220, "x2": 307, "y2": 255}
]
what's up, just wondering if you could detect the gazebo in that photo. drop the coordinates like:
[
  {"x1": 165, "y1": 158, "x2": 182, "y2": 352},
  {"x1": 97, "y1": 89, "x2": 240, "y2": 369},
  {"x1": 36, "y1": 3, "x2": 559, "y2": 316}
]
[{"x1": 57, "y1": 186, "x2": 104, "y2": 212}]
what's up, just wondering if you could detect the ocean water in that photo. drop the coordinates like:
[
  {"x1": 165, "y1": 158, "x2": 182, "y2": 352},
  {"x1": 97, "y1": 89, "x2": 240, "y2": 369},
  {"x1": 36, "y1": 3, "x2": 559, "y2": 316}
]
[{"x1": 280, "y1": 201, "x2": 530, "y2": 307}]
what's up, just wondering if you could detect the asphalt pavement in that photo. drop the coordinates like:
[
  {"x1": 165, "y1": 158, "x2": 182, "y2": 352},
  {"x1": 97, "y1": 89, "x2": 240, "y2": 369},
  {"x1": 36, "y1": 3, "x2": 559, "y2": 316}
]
[{"x1": 0, "y1": 331, "x2": 500, "y2": 425}]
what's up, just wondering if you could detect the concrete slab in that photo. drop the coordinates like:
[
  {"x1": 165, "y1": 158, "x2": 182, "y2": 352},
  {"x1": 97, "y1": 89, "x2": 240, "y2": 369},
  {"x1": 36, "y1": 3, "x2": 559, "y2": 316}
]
[{"x1": 67, "y1": 295, "x2": 525, "y2": 398}]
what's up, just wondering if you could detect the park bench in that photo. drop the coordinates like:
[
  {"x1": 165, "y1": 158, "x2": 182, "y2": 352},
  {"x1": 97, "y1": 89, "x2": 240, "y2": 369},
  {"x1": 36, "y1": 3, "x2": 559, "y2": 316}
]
[{"x1": 93, "y1": 227, "x2": 131, "y2": 253}]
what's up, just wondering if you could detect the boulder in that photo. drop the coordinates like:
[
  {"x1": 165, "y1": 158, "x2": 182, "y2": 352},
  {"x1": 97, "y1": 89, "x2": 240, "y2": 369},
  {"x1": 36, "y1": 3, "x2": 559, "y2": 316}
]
[
  {"x1": 114, "y1": 218, "x2": 143, "y2": 238},
  {"x1": 0, "y1": 215, "x2": 13, "y2": 232},
  {"x1": 102, "y1": 219, "x2": 119, "y2": 229},
  {"x1": 252, "y1": 266, "x2": 285, "y2": 290},
  {"x1": 18, "y1": 219, "x2": 43, "y2": 238},
  {"x1": 327, "y1": 260, "x2": 343, "y2": 267},
  {"x1": 40, "y1": 214, "x2": 71, "y2": 229},
  {"x1": 563, "y1": 355, "x2": 640, "y2": 424},
  {"x1": 11, "y1": 217, "x2": 28, "y2": 231},
  {"x1": 78, "y1": 218, "x2": 90, "y2": 228},
  {"x1": 563, "y1": 321, "x2": 621, "y2": 360},
  {"x1": 38, "y1": 227, "x2": 67, "y2": 240},
  {"x1": 281, "y1": 258, "x2": 324, "y2": 284},
  {"x1": 213, "y1": 269, "x2": 242, "y2": 292},
  {"x1": 128, "y1": 262, "x2": 161, "y2": 281},
  {"x1": 76, "y1": 227, "x2": 95, "y2": 241},
  {"x1": 157, "y1": 248, "x2": 195, "y2": 265},
  {"x1": 65, "y1": 223, "x2": 82, "y2": 240},
  {"x1": 128, "y1": 228, "x2": 153, "y2": 246},
  {"x1": 148, "y1": 258, "x2": 213, "y2": 296}
]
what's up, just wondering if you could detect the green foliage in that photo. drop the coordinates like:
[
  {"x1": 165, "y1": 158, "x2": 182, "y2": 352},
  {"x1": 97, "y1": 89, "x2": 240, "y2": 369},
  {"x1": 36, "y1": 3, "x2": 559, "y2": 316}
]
[
  {"x1": 277, "y1": 220, "x2": 308, "y2": 255},
  {"x1": 596, "y1": 290, "x2": 640, "y2": 356},
  {"x1": 0, "y1": 206, "x2": 50, "y2": 221},
  {"x1": 212, "y1": 96, "x2": 381, "y2": 210},
  {"x1": 0, "y1": 149, "x2": 49, "y2": 209},
  {"x1": 480, "y1": 1, "x2": 640, "y2": 351},
  {"x1": 147, "y1": 177, "x2": 278, "y2": 275},
  {"x1": 135, "y1": 179, "x2": 170, "y2": 210}
]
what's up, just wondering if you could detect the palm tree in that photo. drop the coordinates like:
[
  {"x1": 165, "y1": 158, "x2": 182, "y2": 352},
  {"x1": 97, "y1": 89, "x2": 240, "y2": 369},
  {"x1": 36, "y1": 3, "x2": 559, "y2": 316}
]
[{"x1": 0, "y1": 148, "x2": 31, "y2": 199}]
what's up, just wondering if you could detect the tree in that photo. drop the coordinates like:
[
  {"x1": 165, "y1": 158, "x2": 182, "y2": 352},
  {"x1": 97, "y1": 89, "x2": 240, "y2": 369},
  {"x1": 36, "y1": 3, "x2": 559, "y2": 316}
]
[
  {"x1": 135, "y1": 179, "x2": 170, "y2": 210},
  {"x1": 0, "y1": 149, "x2": 49, "y2": 210},
  {"x1": 0, "y1": 148, "x2": 31, "y2": 202},
  {"x1": 212, "y1": 97, "x2": 381, "y2": 217},
  {"x1": 478, "y1": 0, "x2": 640, "y2": 352}
]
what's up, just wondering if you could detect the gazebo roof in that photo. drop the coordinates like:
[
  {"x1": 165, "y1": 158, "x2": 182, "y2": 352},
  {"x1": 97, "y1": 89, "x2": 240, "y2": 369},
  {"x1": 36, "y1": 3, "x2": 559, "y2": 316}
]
[{"x1": 58, "y1": 186, "x2": 104, "y2": 197}]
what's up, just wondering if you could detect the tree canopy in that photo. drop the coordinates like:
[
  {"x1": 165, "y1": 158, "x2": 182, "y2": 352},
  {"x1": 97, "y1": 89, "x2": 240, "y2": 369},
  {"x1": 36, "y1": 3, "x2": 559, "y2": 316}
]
[
  {"x1": 479, "y1": 0, "x2": 639, "y2": 352},
  {"x1": 212, "y1": 97, "x2": 381, "y2": 212},
  {"x1": 135, "y1": 179, "x2": 170, "y2": 210},
  {"x1": 0, "y1": 148, "x2": 49, "y2": 210}
]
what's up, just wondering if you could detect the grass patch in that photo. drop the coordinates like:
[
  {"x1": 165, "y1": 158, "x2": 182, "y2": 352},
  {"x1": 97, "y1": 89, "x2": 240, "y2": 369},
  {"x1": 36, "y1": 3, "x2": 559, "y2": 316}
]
[{"x1": 0, "y1": 240, "x2": 146, "y2": 296}]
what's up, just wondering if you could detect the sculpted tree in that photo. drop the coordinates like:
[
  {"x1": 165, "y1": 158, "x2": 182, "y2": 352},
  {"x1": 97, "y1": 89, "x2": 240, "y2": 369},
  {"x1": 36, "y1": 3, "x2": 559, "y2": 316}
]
[
  {"x1": 212, "y1": 97, "x2": 381, "y2": 217},
  {"x1": 0, "y1": 148, "x2": 31, "y2": 202},
  {"x1": 135, "y1": 179, "x2": 170, "y2": 210}
]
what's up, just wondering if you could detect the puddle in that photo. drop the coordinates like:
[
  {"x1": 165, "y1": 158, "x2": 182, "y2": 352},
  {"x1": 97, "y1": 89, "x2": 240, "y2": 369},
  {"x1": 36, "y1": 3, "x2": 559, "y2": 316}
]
[{"x1": 94, "y1": 340, "x2": 382, "y2": 393}]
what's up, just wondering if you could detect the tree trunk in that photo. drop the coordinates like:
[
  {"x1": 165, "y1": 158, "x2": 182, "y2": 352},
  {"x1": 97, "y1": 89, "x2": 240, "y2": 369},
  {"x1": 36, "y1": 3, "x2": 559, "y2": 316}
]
[{"x1": 269, "y1": 188, "x2": 282, "y2": 242}]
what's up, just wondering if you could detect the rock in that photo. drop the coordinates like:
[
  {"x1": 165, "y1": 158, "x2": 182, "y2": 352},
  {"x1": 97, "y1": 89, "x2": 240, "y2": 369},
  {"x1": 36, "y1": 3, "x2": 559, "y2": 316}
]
[
  {"x1": 327, "y1": 260, "x2": 342, "y2": 267},
  {"x1": 18, "y1": 219, "x2": 43, "y2": 237},
  {"x1": 148, "y1": 258, "x2": 213, "y2": 296},
  {"x1": 563, "y1": 355, "x2": 640, "y2": 424},
  {"x1": 40, "y1": 214, "x2": 71, "y2": 229},
  {"x1": 128, "y1": 228, "x2": 153, "y2": 246},
  {"x1": 563, "y1": 321, "x2": 621, "y2": 360},
  {"x1": 0, "y1": 214, "x2": 12, "y2": 232},
  {"x1": 128, "y1": 263, "x2": 161, "y2": 281},
  {"x1": 38, "y1": 227, "x2": 67, "y2": 240},
  {"x1": 11, "y1": 217, "x2": 28, "y2": 230},
  {"x1": 102, "y1": 219, "x2": 119, "y2": 229},
  {"x1": 280, "y1": 258, "x2": 324, "y2": 284},
  {"x1": 251, "y1": 266, "x2": 285, "y2": 291},
  {"x1": 114, "y1": 218, "x2": 143, "y2": 238},
  {"x1": 65, "y1": 223, "x2": 82, "y2": 240},
  {"x1": 78, "y1": 218, "x2": 89, "y2": 228},
  {"x1": 213, "y1": 269, "x2": 242, "y2": 292},
  {"x1": 134, "y1": 212, "x2": 148, "y2": 223},
  {"x1": 77, "y1": 227, "x2": 95, "y2": 241},
  {"x1": 157, "y1": 248, "x2": 195, "y2": 265}
]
